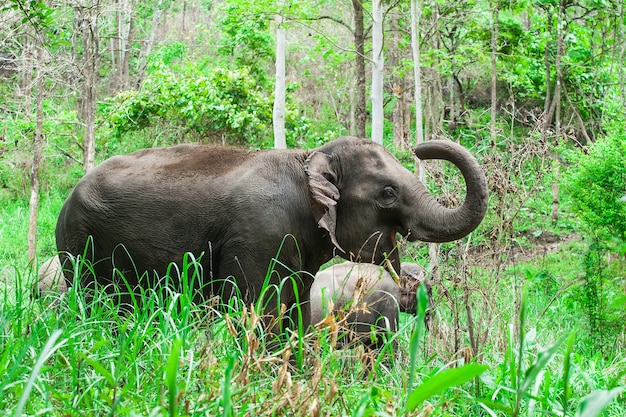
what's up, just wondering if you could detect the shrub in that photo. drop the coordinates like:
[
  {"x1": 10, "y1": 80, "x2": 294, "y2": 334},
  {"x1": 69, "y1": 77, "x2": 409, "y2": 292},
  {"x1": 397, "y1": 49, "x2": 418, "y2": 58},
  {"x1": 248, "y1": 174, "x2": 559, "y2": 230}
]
[{"x1": 562, "y1": 133, "x2": 626, "y2": 250}]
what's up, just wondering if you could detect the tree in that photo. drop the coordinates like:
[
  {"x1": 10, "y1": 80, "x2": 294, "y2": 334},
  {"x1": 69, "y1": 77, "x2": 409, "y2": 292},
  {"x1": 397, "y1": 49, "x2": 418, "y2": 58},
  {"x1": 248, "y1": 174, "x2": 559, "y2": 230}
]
[
  {"x1": 410, "y1": 0, "x2": 423, "y2": 155},
  {"x1": 352, "y1": 0, "x2": 367, "y2": 138},
  {"x1": 110, "y1": 0, "x2": 135, "y2": 91},
  {"x1": 273, "y1": 0, "x2": 287, "y2": 149},
  {"x1": 389, "y1": 7, "x2": 411, "y2": 150},
  {"x1": 27, "y1": 47, "x2": 45, "y2": 262},
  {"x1": 490, "y1": 0, "x2": 498, "y2": 141},
  {"x1": 74, "y1": 0, "x2": 101, "y2": 173},
  {"x1": 370, "y1": 0, "x2": 384, "y2": 144}
]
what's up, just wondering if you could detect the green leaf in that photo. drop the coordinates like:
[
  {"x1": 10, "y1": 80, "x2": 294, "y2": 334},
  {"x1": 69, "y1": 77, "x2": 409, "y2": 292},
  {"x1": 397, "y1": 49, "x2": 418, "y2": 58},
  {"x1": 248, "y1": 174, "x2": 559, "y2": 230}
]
[
  {"x1": 81, "y1": 355, "x2": 115, "y2": 387},
  {"x1": 14, "y1": 330, "x2": 65, "y2": 416},
  {"x1": 575, "y1": 387, "x2": 625, "y2": 417},
  {"x1": 405, "y1": 364, "x2": 489, "y2": 412},
  {"x1": 518, "y1": 334, "x2": 567, "y2": 397},
  {"x1": 166, "y1": 337, "x2": 182, "y2": 417},
  {"x1": 407, "y1": 282, "x2": 429, "y2": 392}
]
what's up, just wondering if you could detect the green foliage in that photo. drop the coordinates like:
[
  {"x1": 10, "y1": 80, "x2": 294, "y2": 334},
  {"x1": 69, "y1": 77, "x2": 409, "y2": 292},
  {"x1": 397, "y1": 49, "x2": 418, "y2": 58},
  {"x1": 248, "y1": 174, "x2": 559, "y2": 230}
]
[
  {"x1": 106, "y1": 45, "x2": 315, "y2": 149},
  {"x1": 562, "y1": 133, "x2": 626, "y2": 248},
  {"x1": 2, "y1": 0, "x2": 56, "y2": 40},
  {"x1": 217, "y1": 0, "x2": 275, "y2": 86},
  {"x1": 106, "y1": 64, "x2": 275, "y2": 147},
  {"x1": 406, "y1": 363, "x2": 488, "y2": 412}
]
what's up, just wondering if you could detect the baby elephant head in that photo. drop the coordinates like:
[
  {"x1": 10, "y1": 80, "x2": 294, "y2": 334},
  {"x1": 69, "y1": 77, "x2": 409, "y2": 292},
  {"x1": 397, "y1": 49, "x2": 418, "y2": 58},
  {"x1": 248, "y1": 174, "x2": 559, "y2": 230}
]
[{"x1": 398, "y1": 262, "x2": 431, "y2": 315}]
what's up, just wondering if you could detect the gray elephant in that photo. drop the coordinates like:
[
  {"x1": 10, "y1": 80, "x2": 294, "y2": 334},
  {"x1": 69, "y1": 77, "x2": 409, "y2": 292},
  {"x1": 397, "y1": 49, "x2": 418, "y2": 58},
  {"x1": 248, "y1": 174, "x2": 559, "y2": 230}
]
[
  {"x1": 33, "y1": 255, "x2": 67, "y2": 298},
  {"x1": 310, "y1": 262, "x2": 430, "y2": 349},
  {"x1": 55, "y1": 137, "x2": 487, "y2": 329}
]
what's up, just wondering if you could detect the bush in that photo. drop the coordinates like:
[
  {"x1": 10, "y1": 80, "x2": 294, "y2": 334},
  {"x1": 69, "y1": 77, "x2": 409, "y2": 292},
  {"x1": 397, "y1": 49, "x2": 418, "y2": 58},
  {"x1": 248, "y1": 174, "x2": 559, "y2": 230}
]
[
  {"x1": 563, "y1": 133, "x2": 626, "y2": 250},
  {"x1": 106, "y1": 65, "x2": 275, "y2": 147}
]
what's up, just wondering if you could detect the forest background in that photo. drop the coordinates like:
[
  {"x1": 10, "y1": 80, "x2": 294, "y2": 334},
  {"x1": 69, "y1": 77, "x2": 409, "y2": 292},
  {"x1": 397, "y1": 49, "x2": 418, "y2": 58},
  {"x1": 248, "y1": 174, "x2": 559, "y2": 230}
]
[{"x1": 0, "y1": 0, "x2": 625, "y2": 416}]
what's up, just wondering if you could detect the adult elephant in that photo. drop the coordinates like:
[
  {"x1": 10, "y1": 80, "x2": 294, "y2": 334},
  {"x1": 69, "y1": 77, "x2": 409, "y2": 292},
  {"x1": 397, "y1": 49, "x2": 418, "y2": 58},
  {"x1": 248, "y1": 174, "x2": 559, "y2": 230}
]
[{"x1": 55, "y1": 137, "x2": 488, "y2": 329}]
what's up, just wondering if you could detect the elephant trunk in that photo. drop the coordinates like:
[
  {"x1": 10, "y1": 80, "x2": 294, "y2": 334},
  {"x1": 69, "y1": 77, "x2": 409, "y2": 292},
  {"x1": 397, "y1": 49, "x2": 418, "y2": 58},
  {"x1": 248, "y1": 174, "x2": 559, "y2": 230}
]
[{"x1": 409, "y1": 140, "x2": 488, "y2": 243}]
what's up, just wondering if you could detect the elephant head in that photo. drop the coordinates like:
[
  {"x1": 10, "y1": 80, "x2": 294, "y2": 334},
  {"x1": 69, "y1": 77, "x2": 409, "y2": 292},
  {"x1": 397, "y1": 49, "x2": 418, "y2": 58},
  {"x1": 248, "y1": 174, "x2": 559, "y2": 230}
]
[
  {"x1": 305, "y1": 137, "x2": 488, "y2": 272},
  {"x1": 397, "y1": 262, "x2": 431, "y2": 314}
]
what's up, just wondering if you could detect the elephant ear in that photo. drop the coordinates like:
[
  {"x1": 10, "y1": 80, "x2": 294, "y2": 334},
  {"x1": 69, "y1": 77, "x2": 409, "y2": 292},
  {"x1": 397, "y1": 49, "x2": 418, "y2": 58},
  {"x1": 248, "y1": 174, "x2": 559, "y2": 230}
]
[{"x1": 305, "y1": 151, "x2": 344, "y2": 252}]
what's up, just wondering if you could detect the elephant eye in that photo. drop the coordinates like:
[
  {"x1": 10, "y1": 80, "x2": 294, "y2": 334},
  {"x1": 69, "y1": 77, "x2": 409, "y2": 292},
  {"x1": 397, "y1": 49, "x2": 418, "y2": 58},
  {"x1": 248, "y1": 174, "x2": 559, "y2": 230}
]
[{"x1": 381, "y1": 186, "x2": 398, "y2": 205}]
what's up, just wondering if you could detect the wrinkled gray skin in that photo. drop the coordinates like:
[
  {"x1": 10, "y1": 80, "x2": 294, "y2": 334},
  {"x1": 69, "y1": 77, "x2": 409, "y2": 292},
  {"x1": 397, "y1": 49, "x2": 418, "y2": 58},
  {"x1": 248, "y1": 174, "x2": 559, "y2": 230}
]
[
  {"x1": 309, "y1": 262, "x2": 431, "y2": 349},
  {"x1": 55, "y1": 137, "x2": 487, "y2": 329},
  {"x1": 34, "y1": 255, "x2": 67, "y2": 297}
]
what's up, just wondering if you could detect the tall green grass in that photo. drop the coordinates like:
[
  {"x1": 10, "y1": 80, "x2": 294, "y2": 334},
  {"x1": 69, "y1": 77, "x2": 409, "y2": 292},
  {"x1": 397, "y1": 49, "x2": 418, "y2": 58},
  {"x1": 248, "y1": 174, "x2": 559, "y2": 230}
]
[{"x1": 1, "y1": 249, "x2": 624, "y2": 416}]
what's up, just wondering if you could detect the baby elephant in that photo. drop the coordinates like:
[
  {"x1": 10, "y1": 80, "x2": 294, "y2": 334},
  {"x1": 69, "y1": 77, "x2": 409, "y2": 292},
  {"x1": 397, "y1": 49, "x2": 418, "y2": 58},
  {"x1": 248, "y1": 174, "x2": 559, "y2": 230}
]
[
  {"x1": 309, "y1": 261, "x2": 430, "y2": 349},
  {"x1": 33, "y1": 255, "x2": 68, "y2": 298}
]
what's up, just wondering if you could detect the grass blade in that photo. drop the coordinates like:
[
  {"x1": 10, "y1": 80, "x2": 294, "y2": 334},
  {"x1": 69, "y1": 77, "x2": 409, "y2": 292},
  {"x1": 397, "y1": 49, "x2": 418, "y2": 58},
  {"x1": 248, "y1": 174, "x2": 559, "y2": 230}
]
[
  {"x1": 166, "y1": 337, "x2": 183, "y2": 417},
  {"x1": 574, "y1": 387, "x2": 625, "y2": 417},
  {"x1": 518, "y1": 334, "x2": 567, "y2": 397},
  {"x1": 405, "y1": 363, "x2": 489, "y2": 412},
  {"x1": 562, "y1": 331, "x2": 576, "y2": 416},
  {"x1": 220, "y1": 353, "x2": 236, "y2": 417},
  {"x1": 407, "y1": 282, "x2": 429, "y2": 393},
  {"x1": 14, "y1": 329, "x2": 64, "y2": 416},
  {"x1": 81, "y1": 356, "x2": 116, "y2": 387}
]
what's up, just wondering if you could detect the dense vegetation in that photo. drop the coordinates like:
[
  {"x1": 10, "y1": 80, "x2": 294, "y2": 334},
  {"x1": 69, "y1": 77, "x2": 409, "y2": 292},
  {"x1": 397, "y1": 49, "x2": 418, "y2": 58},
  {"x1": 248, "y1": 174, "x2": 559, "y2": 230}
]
[{"x1": 0, "y1": 0, "x2": 624, "y2": 416}]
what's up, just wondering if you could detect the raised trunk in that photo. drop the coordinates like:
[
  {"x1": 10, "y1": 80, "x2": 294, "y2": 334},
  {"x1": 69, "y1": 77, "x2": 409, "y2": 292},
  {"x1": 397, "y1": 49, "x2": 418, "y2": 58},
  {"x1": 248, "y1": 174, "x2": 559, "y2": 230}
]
[{"x1": 410, "y1": 140, "x2": 488, "y2": 242}]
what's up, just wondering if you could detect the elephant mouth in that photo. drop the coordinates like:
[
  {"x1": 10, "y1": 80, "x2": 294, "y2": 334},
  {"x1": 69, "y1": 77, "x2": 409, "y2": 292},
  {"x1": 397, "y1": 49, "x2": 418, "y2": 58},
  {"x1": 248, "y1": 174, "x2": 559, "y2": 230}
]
[
  {"x1": 402, "y1": 226, "x2": 420, "y2": 242},
  {"x1": 390, "y1": 230, "x2": 398, "y2": 249}
]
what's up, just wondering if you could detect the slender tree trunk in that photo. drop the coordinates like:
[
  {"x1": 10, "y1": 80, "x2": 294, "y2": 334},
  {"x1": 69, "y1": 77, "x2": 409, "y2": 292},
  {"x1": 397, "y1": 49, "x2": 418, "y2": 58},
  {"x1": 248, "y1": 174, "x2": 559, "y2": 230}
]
[
  {"x1": 410, "y1": 0, "x2": 424, "y2": 161},
  {"x1": 554, "y1": 0, "x2": 564, "y2": 140},
  {"x1": 76, "y1": 1, "x2": 100, "y2": 173},
  {"x1": 273, "y1": 0, "x2": 287, "y2": 149},
  {"x1": 349, "y1": 71, "x2": 356, "y2": 136},
  {"x1": 448, "y1": 76, "x2": 458, "y2": 130},
  {"x1": 390, "y1": 9, "x2": 409, "y2": 150},
  {"x1": 28, "y1": 47, "x2": 44, "y2": 262},
  {"x1": 616, "y1": 2, "x2": 625, "y2": 106},
  {"x1": 112, "y1": 0, "x2": 131, "y2": 91},
  {"x1": 490, "y1": 0, "x2": 499, "y2": 142},
  {"x1": 371, "y1": 0, "x2": 384, "y2": 144},
  {"x1": 424, "y1": 2, "x2": 444, "y2": 139},
  {"x1": 120, "y1": 14, "x2": 134, "y2": 90},
  {"x1": 543, "y1": 11, "x2": 552, "y2": 119},
  {"x1": 28, "y1": 78, "x2": 44, "y2": 262},
  {"x1": 352, "y1": 0, "x2": 367, "y2": 138},
  {"x1": 137, "y1": 0, "x2": 166, "y2": 85},
  {"x1": 550, "y1": 0, "x2": 566, "y2": 221}
]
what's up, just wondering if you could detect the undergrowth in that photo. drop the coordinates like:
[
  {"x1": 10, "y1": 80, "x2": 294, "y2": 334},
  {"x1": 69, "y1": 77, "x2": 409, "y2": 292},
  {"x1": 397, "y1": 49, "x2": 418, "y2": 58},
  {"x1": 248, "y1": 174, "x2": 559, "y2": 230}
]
[{"x1": 0, "y1": 251, "x2": 624, "y2": 416}]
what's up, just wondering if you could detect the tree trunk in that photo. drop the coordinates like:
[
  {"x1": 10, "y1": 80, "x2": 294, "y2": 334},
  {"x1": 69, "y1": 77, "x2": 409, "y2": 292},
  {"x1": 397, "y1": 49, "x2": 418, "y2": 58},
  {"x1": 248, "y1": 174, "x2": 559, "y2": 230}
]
[
  {"x1": 410, "y1": 0, "x2": 424, "y2": 164},
  {"x1": 120, "y1": 13, "x2": 134, "y2": 90},
  {"x1": 352, "y1": 0, "x2": 367, "y2": 138},
  {"x1": 424, "y1": 3, "x2": 444, "y2": 140},
  {"x1": 76, "y1": 2, "x2": 100, "y2": 173},
  {"x1": 616, "y1": 1, "x2": 626, "y2": 107},
  {"x1": 448, "y1": 76, "x2": 459, "y2": 130},
  {"x1": 543, "y1": 11, "x2": 552, "y2": 119},
  {"x1": 137, "y1": 0, "x2": 166, "y2": 85},
  {"x1": 490, "y1": 0, "x2": 498, "y2": 142},
  {"x1": 273, "y1": 0, "x2": 287, "y2": 149},
  {"x1": 390, "y1": 9, "x2": 409, "y2": 150},
  {"x1": 27, "y1": 47, "x2": 44, "y2": 262},
  {"x1": 111, "y1": 0, "x2": 133, "y2": 91},
  {"x1": 550, "y1": 0, "x2": 566, "y2": 221},
  {"x1": 371, "y1": 0, "x2": 384, "y2": 144},
  {"x1": 28, "y1": 77, "x2": 44, "y2": 262}
]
